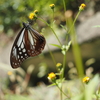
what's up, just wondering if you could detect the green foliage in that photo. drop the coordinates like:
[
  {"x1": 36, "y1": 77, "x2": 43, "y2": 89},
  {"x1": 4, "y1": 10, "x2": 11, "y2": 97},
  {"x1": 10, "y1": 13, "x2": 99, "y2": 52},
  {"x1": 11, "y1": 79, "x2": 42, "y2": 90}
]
[
  {"x1": 0, "y1": 0, "x2": 85, "y2": 34},
  {"x1": 0, "y1": 0, "x2": 63, "y2": 34},
  {"x1": 0, "y1": 0, "x2": 26, "y2": 33},
  {"x1": 0, "y1": 0, "x2": 38, "y2": 33}
]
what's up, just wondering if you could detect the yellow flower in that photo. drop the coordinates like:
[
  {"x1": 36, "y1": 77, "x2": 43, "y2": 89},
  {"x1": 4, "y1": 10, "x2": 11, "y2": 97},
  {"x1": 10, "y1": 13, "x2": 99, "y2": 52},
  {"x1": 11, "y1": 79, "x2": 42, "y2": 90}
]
[
  {"x1": 29, "y1": 13, "x2": 37, "y2": 20},
  {"x1": 7, "y1": 71, "x2": 13, "y2": 75},
  {"x1": 79, "y1": 3, "x2": 86, "y2": 11},
  {"x1": 48, "y1": 72, "x2": 56, "y2": 81},
  {"x1": 34, "y1": 10, "x2": 39, "y2": 14},
  {"x1": 56, "y1": 63, "x2": 62, "y2": 68},
  {"x1": 82, "y1": 76, "x2": 90, "y2": 83},
  {"x1": 50, "y1": 4, "x2": 55, "y2": 9}
]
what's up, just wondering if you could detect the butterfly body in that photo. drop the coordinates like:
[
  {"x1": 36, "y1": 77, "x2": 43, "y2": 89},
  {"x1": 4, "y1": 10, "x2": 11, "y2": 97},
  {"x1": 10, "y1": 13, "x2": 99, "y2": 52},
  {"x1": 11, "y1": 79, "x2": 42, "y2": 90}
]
[{"x1": 10, "y1": 22, "x2": 46, "y2": 68}]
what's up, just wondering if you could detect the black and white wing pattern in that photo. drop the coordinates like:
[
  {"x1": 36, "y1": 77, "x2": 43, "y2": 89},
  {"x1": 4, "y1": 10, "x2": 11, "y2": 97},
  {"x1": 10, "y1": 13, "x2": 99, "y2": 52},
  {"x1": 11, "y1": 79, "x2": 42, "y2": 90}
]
[{"x1": 10, "y1": 22, "x2": 46, "y2": 68}]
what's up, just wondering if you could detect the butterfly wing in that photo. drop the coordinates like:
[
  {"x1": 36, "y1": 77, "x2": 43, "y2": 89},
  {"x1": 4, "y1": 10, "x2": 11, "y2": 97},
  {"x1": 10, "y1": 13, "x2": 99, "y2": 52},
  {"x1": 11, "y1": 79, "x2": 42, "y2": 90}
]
[
  {"x1": 10, "y1": 23, "x2": 46, "y2": 68},
  {"x1": 24, "y1": 24, "x2": 46, "y2": 56}
]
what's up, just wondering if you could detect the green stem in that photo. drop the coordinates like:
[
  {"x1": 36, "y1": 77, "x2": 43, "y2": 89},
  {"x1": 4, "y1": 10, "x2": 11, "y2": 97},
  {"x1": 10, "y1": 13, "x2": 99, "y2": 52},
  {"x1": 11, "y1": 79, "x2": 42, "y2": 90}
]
[
  {"x1": 47, "y1": 43, "x2": 56, "y2": 65},
  {"x1": 62, "y1": 52, "x2": 66, "y2": 78},
  {"x1": 59, "y1": 1, "x2": 66, "y2": 99},
  {"x1": 62, "y1": 0, "x2": 66, "y2": 12},
  {"x1": 38, "y1": 17, "x2": 62, "y2": 46},
  {"x1": 53, "y1": 9, "x2": 54, "y2": 21},
  {"x1": 67, "y1": 10, "x2": 81, "y2": 34},
  {"x1": 55, "y1": 82, "x2": 70, "y2": 99},
  {"x1": 60, "y1": 52, "x2": 67, "y2": 100}
]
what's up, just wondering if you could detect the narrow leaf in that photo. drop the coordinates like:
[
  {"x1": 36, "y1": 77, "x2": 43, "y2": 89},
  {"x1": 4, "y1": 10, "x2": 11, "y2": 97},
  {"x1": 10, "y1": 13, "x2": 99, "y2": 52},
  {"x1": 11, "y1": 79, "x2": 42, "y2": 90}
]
[
  {"x1": 60, "y1": 24, "x2": 68, "y2": 31},
  {"x1": 50, "y1": 44, "x2": 61, "y2": 48}
]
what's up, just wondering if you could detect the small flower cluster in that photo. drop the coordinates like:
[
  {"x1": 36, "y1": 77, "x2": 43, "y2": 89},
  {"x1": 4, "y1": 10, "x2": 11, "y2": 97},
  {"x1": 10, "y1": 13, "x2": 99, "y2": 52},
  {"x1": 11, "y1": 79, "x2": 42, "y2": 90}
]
[
  {"x1": 29, "y1": 13, "x2": 35, "y2": 20},
  {"x1": 29, "y1": 10, "x2": 39, "y2": 20},
  {"x1": 47, "y1": 63, "x2": 63, "y2": 83},
  {"x1": 56, "y1": 63, "x2": 62, "y2": 71}
]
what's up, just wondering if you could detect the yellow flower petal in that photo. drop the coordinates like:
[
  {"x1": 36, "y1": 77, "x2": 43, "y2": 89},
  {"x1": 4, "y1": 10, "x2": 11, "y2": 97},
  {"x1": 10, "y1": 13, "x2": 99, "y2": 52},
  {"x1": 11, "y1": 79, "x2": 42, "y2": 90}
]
[
  {"x1": 82, "y1": 76, "x2": 90, "y2": 83},
  {"x1": 34, "y1": 10, "x2": 38, "y2": 14},
  {"x1": 79, "y1": 3, "x2": 86, "y2": 11},
  {"x1": 48, "y1": 72, "x2": 56, "y2": 80},
  {"x1": 50, "y1": 4, "x2": 55, "y2": 9},
  {"x1": 29, "y1": 13, "x2": 37, "y2": 20},
  {"x1": 56, "y1": 63, "x2": 62, "y2": 68}
]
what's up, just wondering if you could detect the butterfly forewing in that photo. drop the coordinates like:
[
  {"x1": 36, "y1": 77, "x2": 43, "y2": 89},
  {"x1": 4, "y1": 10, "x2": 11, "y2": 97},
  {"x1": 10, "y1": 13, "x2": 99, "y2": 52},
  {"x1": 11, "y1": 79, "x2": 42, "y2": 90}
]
[{"x1": 10, "y1": 23, "x2": 46, "y2": 68}]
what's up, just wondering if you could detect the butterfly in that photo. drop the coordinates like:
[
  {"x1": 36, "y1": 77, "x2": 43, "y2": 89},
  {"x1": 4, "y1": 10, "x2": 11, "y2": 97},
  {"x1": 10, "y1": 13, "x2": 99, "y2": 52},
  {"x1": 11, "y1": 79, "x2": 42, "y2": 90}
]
[{"x1": 10, "y1": 22, "x2": 46, "y2": 68}]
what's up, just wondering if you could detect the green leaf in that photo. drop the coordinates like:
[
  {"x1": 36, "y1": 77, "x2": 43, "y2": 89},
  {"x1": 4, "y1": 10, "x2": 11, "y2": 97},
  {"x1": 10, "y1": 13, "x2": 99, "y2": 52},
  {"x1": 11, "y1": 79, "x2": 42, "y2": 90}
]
[
  {"x1": 50, "y1": 44, "x2": 61, "y2": 48},
  {"x1": 48, "y1": 83, "x2": 56, "y2": 87},
  {"x1": 60, "y1": 24, "x2": 68, "y2": 31}
]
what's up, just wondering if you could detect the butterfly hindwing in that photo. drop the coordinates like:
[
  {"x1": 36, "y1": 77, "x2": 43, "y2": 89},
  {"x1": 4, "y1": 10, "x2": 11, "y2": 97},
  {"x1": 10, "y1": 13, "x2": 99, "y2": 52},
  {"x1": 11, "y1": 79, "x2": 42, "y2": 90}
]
[{"x1": 10, "y1": 22, "x2": 46, "y2": 68}]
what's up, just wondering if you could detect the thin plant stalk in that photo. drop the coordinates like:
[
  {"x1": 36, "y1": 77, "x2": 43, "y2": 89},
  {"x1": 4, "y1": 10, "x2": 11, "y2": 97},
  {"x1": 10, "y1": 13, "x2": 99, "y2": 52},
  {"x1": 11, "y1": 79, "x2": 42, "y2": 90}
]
[
  {"x1": 52, "y1": 9, "x2": 54, "y2": 21},
  {"x1": 59, "y1": 1, "x2": 67, "y2": 99},
  {"x1": 47, "y1": 43, "x2": 57, "y2": 65},
  {"x1": 62, "y1": 52, "x2": 67, "y2": 78},
  {"x1": 61, "y1": 52, "x2": 67, "y2": 100},
  {"x1": 62, "y1": 0, "x2": 66, "y2": 12},
  {"x1": 55, "y1": 82, "x2": 70, "y2": 99},
  {"x1": 38, "y1": 17, "x2": 62, "y2": 46},
  {"x1": 67, "y1": 11, "x2": 81, "y2": 34}
]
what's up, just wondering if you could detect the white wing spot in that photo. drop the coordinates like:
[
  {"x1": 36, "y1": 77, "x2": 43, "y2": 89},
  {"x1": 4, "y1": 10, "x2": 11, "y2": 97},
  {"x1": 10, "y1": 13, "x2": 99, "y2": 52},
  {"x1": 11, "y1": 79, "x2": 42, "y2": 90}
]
[
  {"x1": 25, "y1": 54, "x2": 27, "y2": 56},
  {"x1": 23, "y1": 49, "x2": 26, "y2": 52},
  {"x1": 19, "y1": 48, "x2": 21, "y2": 51},
  {"x1": 21, "y1": 56, "x2": 23, "y2": 58},
  {"x1": 32, "y1": 51, "x2": 34, "y2": 53},
  {"x1": 19, "y1": 52, "x2": 22, "y2": 54},
  {"x1": 18, "y1": 55, "x2": 19, "y2": 58}
]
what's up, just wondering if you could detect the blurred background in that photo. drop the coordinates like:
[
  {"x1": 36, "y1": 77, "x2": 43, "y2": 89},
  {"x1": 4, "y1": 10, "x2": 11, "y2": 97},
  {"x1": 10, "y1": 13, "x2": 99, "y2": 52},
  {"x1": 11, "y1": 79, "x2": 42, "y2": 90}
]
[{"x1": 0, "y1": 0, "x2": 100, "y2": 99}]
